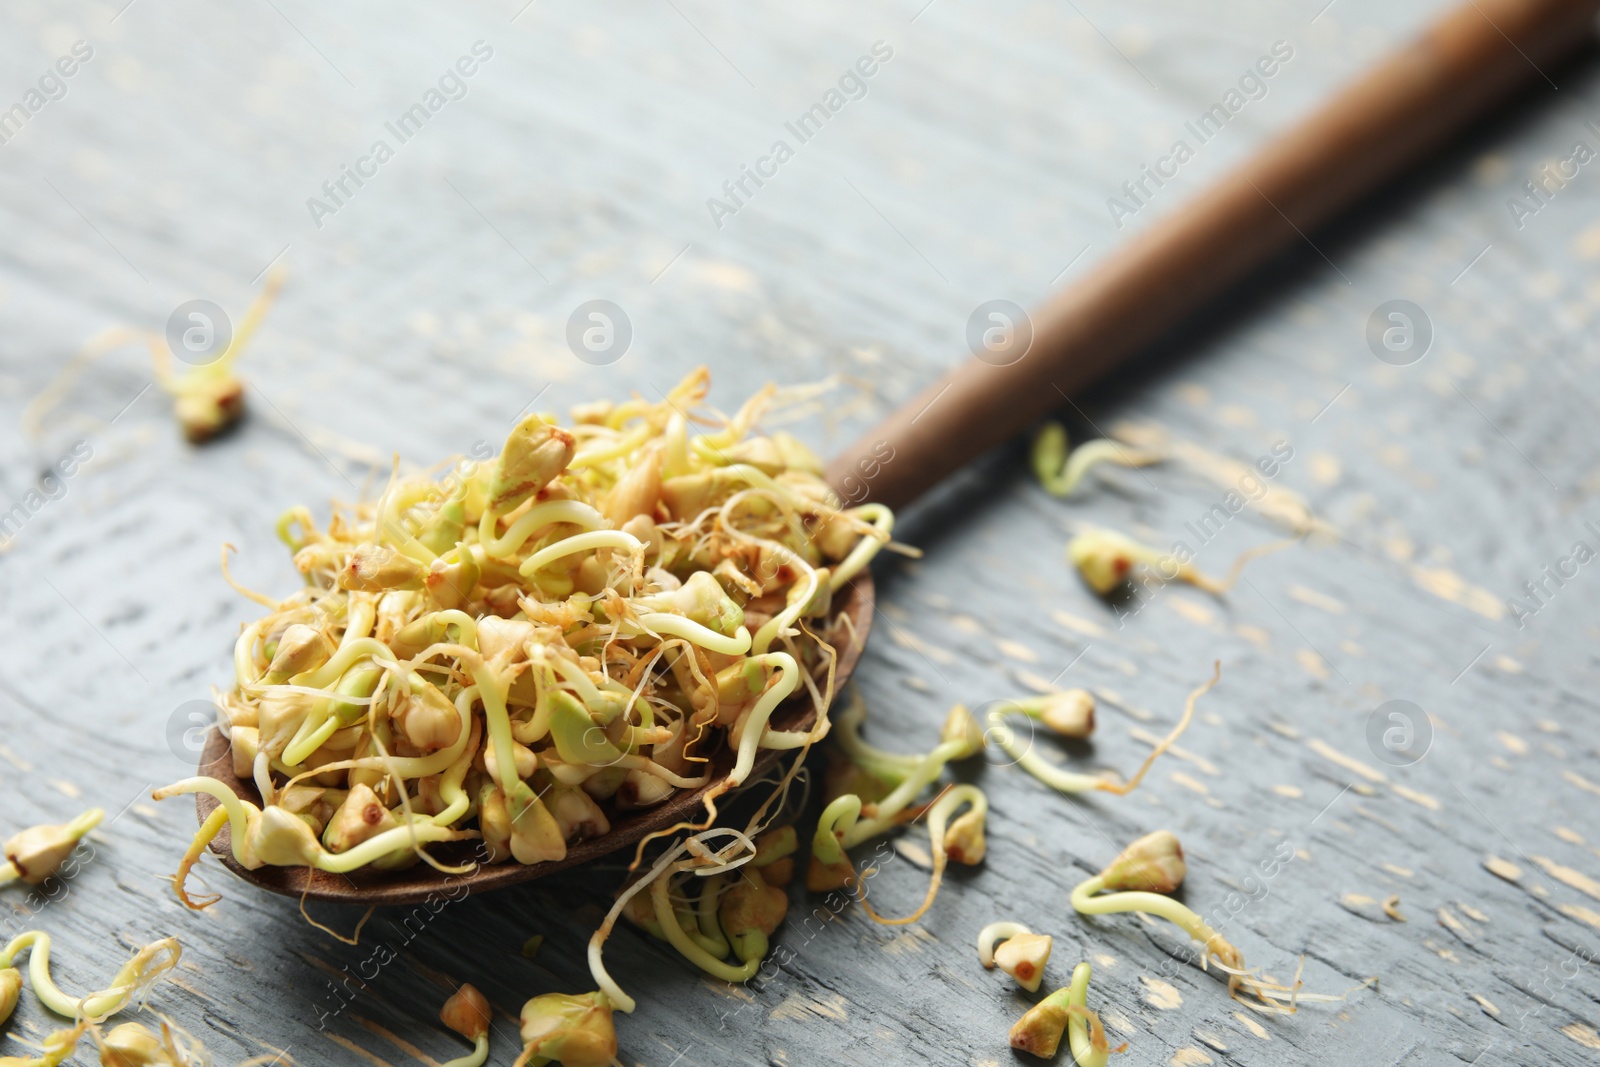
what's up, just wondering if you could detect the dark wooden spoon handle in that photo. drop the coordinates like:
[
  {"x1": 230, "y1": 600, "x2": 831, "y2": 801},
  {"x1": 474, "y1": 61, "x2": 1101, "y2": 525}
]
[{"x1": 827, "y1": 0, "x2": 1599, "y2": 510}]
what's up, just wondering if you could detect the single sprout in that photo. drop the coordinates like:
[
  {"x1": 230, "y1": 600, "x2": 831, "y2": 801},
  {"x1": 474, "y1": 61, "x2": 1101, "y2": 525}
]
[
  {"x1": 0, "y1": 967, "x2": 20, "y2": 1026},
  {"x1": 521, "y1": 935, "x2": 545, "y2": 959},
  {"x1": 1009, "y1": 962, "x2": 1123, "y2": 1065},
  {"x1": 1031, "y1": 422, "x2": 1161, "y2": 498},
  {"x1": 643, "y1": 863, "x2": 769, "y2": 983},
  {"x1": 1071, "y1": 831, "x2": 1360, "y2": 1014},
  {"x1": 339, "y1": 544, "x2": 426, "y2": 592},
  {"x1": 21, "y1": 269, "x2": 285, "y2": 451},
  {"x1": 977, "y1": 921, "x2": 1052, "y2": 993},
  {"x1": 1099, "y1": 830, "x2": 1186, "y2": 892},
  {"x1": 993, "y1": 934, "x2": 1052, "y2": 992},
  {"x1": 262, "y1": 624, "x2": 332, "y2": 683},
  {"x1": 1382, "y1": 895, "x2": 1406, "y2": 922},
  {"x1": 942, "y1": 792, "x2": 987, "y2": 865},
  {"x1": 1067, "y1": 527, "x2": 1289, "y2": 597},
  {"x1": 322, "y1": 783, "x2": 399, "y2": 854},
  {"x1": 989, "y1": 666, "x2": 1218, "y2": 796},
  {"x1": 88, "y1": 1015, "x2": 285, "y2": 1067},
  {"x1": 439, "y1": 983, "x2": 492, "y2": 1067},
  {"x1": 94, "y1": 1021, "x2": 165, "y2": 1066},
  {"x1": 0, "y1": 1020, "x2": 88, "y2": 1067},
  {"x1": 859, "y1": 784, "x2": 987, "y2": 926},
  {"x1": 1000, "y1": 689, "x2": 1095, "y2": 741},
  {"x1": 592, "y1": 817, "x2": 790, "y2": 1012},
  {"x1": 1, "y1": 808, "x2": 103, "y2": 886},
  {"x1": 0, "y1": 931, "x2": 180, "y2": 1022},
  {"x1": 513, "y1": 991, "x2": 616, "y2": 1067},
  {"x1": 939, "y1": 703, "x2": 986, "y2": 757},
  {"x1": 488, "y1": 413, "x2": 577, "y2": 513},
  {"x1": 156, "y1": 267, "x2": 287, "y2": 444}
]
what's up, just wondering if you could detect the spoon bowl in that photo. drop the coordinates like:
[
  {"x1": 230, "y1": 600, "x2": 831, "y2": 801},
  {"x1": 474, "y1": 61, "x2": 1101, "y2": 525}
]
[{"x1": 194, "y1": 572, "x2": 874, "y2": 905}]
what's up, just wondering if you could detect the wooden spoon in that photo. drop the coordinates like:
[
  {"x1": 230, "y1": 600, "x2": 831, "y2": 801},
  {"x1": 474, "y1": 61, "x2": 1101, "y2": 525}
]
[{"x1": 197, "y1": 0, "x2": 1595, "y2": 904}]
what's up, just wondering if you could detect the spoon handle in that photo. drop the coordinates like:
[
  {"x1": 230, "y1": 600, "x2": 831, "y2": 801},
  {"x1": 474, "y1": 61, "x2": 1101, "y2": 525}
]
[{"x1": 827, "y1": 0, "x2": 1598, "y2": 509}]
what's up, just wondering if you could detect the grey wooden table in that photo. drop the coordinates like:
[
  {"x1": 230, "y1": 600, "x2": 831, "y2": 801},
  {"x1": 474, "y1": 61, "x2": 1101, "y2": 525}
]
[{"x1": 3, "y1": 1, "x2": 1599, "y2": 1065}]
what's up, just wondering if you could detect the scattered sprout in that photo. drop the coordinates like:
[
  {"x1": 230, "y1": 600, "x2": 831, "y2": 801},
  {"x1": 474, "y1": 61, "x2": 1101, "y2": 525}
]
[
  {"x1": 159, "y1": 269, "x2": 286, "y2": 444},
  {"x1": 989, "y1": 665, "x2": 1218, "y2": 796},
  {"x1": 1067, "y1": 528, "x2": 1291, "y2": 597},
  {"x1": 939, "y1": 704, "x2": 986, "y2": 757},
  {"x1": 514, "y1": 991, "x2": 616, "y2": 1067},
  {"x1": 618, "y1": 823, "x2": 795, "y2": 985},
  {"x1": 591, "y1": 802, "x2": 798, "y2": 1016},
  {"x1": 995, "y1": 934, "x2": 1054, "y2": 994},
  {"x1": 988, "y1": 689, "x2": 1097, "y2": 751},
  {"x1": 0, "y1": 1019, "x2": 88, "y2": 1067},
  {"x1": 0, "y1": 931, "x2": 179, "y2": 1022},
  {"x1": 808, "y1": 694, "x2": 988, "y2": 921},
  {"x1": 1098, "y1": 830, "x2": 1186, "y2": 893},
  {"x1": 94, "y1": 1019, "x2": 198, "y2": 1066},
  {"x1": 0, "y1": 968, "x2": 19, "y2": 1026},
  {"x1": 88, "y1": 1016, "x2": 292, "y2": 1066},
  {"x1": 1030, "y1": 690, "x2": 1096, "y2": 739},
  {"x1": 977, "y1": 922, "x2": 1052, "y2": 993},
  {"x1": 94, "y1": 1021, "x2": 165, "y2": 1067},
  {"x1": 439, "y1": 983, "x2": 491, "y2": 1067},
  {"x1": 1009, "y1": 962, "x2": 1124, "y2": 1064},
  {"x1": 1071, "y1": 831, "x2": 1362, "y2": 1014},
  {"x1": 1, "y1": 809, "x2": 103, "y2": 887},
  {"x1": 21, "y1": 271, "x2": 286, "y2": 449},
  {"x1": 1031, "y1": 422, "x2": 1161, "y2": 498}
]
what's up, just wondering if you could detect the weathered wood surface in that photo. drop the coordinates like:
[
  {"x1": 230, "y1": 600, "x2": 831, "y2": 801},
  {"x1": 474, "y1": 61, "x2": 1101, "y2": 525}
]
[{"x1": 2, "y1": 1, "x2": 1599, "y2": 1065}]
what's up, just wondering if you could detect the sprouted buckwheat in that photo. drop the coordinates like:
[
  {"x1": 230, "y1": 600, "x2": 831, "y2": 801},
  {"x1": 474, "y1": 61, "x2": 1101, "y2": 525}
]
[
  {"x1": 1031, "y1": 423, "x2": 1161, "y2": 498},
  {"x1": 1070, "y1": 830, "x2": 1362, "y2": 1014},
  {"x1": 0, "y1": 809, "x2": 102, "y2": 887},
  {"x1": 154, "y1": 369, "x2": 897, "y2": 895},
  {"x1": 988, "y1": 667, "x2": 1217, "y2": 796},
  {"x1": 0, "y1": 933, "x2": 178, "y2": 1024},
  {"x1": 977, "y1": 921, "x2": 1052, "y2": 992},
  {"x1": 1067, "y1": 528, "x2": 1289, "y2": 597},
  {"x1": 22, "y1": 269, "x2": 286, "y2": 446},
  {"x1": 807, "y1": 696, "x2": 988, "y2": 923},
  {"x1": 1008, "y1": 961, "x2": 1123, "y2": 1064},
  {"x1": 438, "y1": 983, "x2": 492, "y2": 1067}
]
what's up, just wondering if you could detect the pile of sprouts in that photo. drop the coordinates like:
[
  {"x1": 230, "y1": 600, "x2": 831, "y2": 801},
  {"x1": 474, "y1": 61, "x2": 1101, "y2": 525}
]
[{"x1": 154, "y1": 368, "x2": 896, "y2": 893}]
